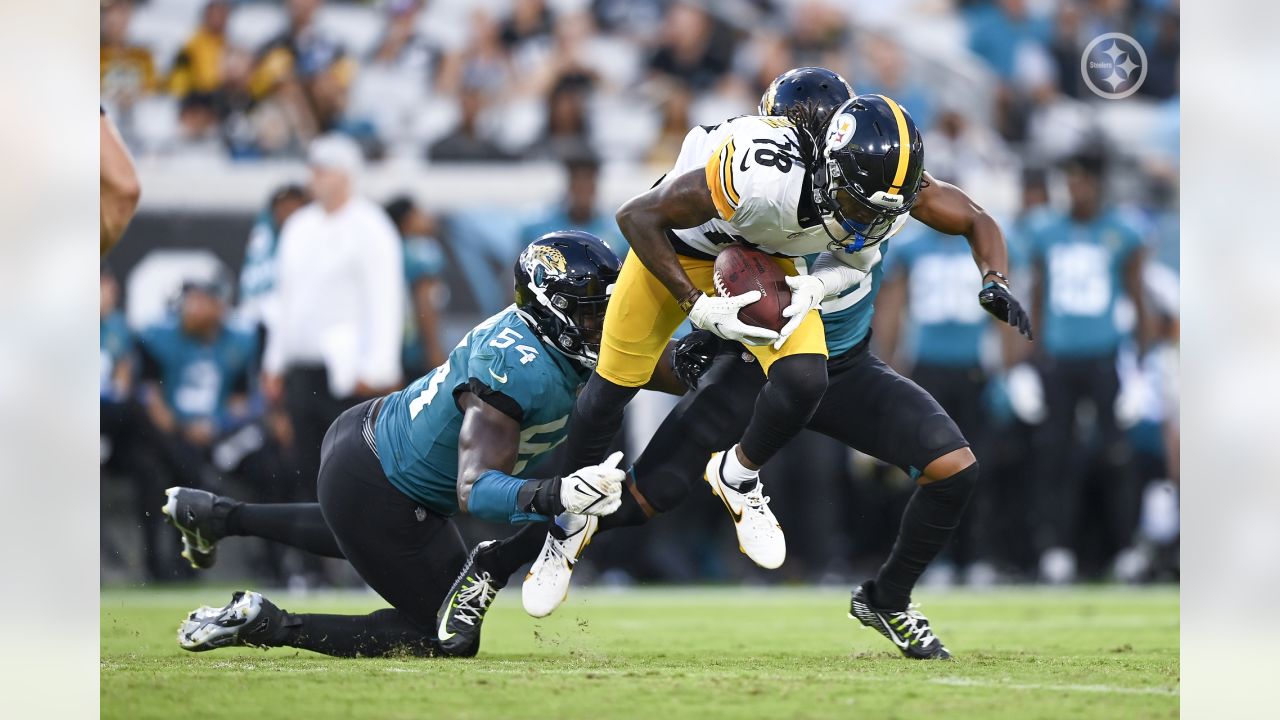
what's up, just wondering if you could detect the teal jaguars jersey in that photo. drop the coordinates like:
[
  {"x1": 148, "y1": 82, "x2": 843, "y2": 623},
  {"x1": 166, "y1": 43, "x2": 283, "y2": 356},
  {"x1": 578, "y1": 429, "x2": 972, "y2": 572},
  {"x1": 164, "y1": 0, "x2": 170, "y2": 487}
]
[
  {"x1": 794, "y1": 240, "x2": 892, "y2": 357},
  {"x1": 137, "y1": 319, "x2": 258, "y2": 425},
  {"x1": 374, "y1": 306, "x2": 589, "y2": 517},
  {"x1": 1023, "y1": 208, "x2": 1146, "y2": 357},
  {"x1": 886, "y1": 229, "x2": 989, "y2": 366}
]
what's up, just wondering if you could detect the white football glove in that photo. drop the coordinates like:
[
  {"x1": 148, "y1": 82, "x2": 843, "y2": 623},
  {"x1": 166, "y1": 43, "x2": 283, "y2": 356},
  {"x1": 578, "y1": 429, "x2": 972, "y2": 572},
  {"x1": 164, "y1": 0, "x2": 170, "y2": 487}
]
[
  {"x1": 1006, "y1": 363, "x2": 1046, "y2": 425},
  {"x1": 688, "y1": 291, "x2": 780, "y2": 346},
  {"x1": 774, "y1": 275, "x2": 827, "y2": 350},
  {"x1": 560, "y1": 450, "x2": 625, "y2": 516}
]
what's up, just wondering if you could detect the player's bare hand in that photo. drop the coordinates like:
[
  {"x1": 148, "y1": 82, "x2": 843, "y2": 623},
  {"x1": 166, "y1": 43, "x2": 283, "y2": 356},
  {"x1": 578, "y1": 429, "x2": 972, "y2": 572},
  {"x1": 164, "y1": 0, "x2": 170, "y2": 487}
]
[
  {"x1": 561, "y1": 450, "x2": 626, "y2": 516},
  {"x1": 688, "y1": 292, "x2": 779, "y2": 347}
]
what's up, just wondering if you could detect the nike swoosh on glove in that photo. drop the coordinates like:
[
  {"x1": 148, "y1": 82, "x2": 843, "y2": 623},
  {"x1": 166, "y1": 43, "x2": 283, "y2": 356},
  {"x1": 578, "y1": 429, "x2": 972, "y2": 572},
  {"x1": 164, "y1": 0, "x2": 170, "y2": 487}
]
[
  {"x1": 978, "y1": 282, "x2": 1034, "y2": 339},
  {"x1": 687, "y1": 291, "x2": 779, "y2": 346},
  {"x1": 560, "y1": 451, "x2": 625, "y2": 516}
]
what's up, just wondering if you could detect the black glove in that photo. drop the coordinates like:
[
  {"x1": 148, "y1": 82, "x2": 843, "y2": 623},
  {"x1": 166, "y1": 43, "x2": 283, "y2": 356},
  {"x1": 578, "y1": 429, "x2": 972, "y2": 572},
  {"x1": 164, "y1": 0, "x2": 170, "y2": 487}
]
[
  {"x1": 672, "y1": 329, "x2": 727, "y2": 390},
  {"x1": 978, "y1": 281, "x2": 1034, "y2": 340}
]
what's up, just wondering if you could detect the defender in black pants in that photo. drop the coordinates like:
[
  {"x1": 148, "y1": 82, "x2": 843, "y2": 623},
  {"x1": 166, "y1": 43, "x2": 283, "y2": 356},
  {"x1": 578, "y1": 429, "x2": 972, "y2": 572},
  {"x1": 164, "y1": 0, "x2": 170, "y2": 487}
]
[
  {"x1": 174, "y1": 399, "x2": 470, "y2": 657},
  {"x1": 165, "y1": 232, "x2": 701, "y2": 658}
]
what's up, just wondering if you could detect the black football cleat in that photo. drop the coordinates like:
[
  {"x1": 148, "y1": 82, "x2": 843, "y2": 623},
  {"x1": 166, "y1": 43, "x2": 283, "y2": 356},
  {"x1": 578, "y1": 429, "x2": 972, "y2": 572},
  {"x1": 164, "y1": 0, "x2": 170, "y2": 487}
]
[
  {"x1": 436, "y1": 541, "x2": 504, "y2": 657},
  {"x1": 161, "y1": 486, "x2": 239, "y2": 569},
  {"x1": 178, "y1": 591, "x2": 289, "y2": 652},
  {"x1": 849, "y1": 582, "x2": 952, "y2": 660}
]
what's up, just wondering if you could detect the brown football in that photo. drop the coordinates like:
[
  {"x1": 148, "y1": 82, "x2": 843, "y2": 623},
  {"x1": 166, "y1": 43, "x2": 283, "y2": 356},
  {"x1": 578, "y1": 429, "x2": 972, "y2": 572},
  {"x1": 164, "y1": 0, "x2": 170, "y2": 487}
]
[{"x1": 712, "y1": 245, "x2": 791, "y2": 333}]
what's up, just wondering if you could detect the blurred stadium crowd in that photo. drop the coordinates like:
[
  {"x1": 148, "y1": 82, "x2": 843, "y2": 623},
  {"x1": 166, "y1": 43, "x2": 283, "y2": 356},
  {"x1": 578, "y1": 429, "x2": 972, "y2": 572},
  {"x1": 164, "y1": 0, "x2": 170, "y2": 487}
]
[{"x1": 101, "y1": 0, "x2": 1179, "y2": 589}]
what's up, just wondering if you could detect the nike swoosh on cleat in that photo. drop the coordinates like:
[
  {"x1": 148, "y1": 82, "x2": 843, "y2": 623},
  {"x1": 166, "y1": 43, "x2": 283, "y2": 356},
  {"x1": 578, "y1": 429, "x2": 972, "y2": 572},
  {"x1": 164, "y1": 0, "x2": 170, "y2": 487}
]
[
  {"x1": 711, "y1": 454, "x2": 744, "y2": 523},
  {"x1": 438, "y1": 603, "x2": 457, "y2": 641},
  {"x1": 879, "y1": 616, "x2": 910, "y2": 649}
]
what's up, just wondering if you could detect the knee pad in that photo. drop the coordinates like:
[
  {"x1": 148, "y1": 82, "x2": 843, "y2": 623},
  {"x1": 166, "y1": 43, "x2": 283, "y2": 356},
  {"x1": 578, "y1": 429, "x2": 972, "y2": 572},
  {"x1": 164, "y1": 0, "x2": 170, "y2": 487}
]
[
  {"x1": 926, "y1": 462, "x2": 979, "y2": 504},
  {"x1": 766, "y1": 354, "x2": 829, "y2": 408}
]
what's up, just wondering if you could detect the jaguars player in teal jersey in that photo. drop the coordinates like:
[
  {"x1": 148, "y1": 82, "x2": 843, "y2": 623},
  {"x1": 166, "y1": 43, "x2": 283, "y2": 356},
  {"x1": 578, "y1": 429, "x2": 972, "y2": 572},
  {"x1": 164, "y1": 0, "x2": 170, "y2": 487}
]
[
  {"x1": 163, "y1": 231, "x2": 703, "y2": 659},
  {"x1": 453, "y1": 69, "x2": 1034, "y2": 661}
]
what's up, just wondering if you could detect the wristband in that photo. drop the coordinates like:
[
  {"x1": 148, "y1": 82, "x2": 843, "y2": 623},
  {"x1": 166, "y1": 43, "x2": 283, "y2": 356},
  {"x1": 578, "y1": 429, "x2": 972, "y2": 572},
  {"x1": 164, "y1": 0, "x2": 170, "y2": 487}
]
[
  {"x1": 519, "y1": 476, "x2": 564, "y2": 516},
  {"x1": 678, "y1": 290, "x2": 703, "y2": 314}
]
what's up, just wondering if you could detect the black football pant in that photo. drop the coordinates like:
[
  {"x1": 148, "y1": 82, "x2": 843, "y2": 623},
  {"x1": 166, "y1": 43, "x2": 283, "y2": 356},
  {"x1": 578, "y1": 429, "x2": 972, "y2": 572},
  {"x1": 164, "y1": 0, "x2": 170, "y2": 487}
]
[
  {"x1": 1031, "y1": 353, "x2": 1139, "y2": 568},
  {"x1": 491, "y1": 338, "x2": 974, "y2": 608},
  {"x1": 561, "y1": 350, "x2": 827, "y2": 476},
  {"x1": 615, "y1": 339, "x2": 970, "y2": 515},
  {"x1": 223, "y1": 398, "x2": 469, "y2": 657}
]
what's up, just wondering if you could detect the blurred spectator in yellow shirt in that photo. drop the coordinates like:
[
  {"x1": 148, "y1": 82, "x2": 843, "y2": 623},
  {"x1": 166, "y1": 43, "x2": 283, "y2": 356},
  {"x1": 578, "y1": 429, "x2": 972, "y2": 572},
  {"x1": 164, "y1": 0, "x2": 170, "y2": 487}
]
[
  {"x1": 250, "y1": 0, "x2": 358, "y2": 145},
  {"x1": 168, "y1": 1, "x2": 232, "y2": 99}
]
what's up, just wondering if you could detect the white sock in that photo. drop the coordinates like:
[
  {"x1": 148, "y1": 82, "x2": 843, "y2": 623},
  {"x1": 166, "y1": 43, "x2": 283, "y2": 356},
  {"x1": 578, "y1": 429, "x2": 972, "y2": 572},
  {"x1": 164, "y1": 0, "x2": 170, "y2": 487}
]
[
  {"x1": 721, "y1": 445, "x2": 760, "y2": 491},
  {"x1": 555, "y1": 512, "x2": 587, "y2": 536}
]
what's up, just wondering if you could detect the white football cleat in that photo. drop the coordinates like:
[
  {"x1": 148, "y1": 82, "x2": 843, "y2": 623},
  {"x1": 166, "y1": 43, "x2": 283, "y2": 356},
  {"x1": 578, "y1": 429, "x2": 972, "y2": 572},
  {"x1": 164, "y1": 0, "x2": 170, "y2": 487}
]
[
  {"x1": 704, "y1": 450, "x2": 785, "y2": 569},
  {"x1": 522, "y1": 513, "x2": 598, "y2": 618}
]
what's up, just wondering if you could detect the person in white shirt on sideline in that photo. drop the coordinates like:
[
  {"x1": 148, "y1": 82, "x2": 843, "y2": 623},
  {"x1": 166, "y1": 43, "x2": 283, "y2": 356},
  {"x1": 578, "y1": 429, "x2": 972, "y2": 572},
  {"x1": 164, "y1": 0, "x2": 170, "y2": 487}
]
[{"x1": 262, "y1": 133, "x2": 406, "y2": 514}]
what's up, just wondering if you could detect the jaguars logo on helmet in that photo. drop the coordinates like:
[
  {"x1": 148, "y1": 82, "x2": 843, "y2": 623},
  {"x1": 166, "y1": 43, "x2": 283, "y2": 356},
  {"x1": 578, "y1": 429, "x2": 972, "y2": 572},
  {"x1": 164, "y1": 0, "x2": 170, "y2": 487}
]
[
  {"x1": 514, "y1": 231, "x2": 621, "y2": 368},
  {"x1": 812, "y1": 94, "x2": 924, "y2": 252},
  {"x1": 523, "y1": 244, "x2": 569, "y2": 286}
]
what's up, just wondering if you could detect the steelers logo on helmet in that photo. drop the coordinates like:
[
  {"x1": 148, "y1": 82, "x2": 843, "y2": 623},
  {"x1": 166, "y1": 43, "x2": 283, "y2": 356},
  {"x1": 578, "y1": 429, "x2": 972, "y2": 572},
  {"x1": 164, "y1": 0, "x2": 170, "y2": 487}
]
[
  {"x1": 825, "y1": 113, "x2": 856, "y2": 152},
  {"x1": 812, "y1": 95, "x2": 924, "y2": 254}
]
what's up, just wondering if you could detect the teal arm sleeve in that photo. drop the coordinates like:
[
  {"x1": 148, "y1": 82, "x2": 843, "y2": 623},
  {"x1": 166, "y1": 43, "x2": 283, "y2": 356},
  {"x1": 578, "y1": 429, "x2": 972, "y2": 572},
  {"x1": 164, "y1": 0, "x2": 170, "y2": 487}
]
[{"x1": 468, "y1": 470, "x2": 548, "y2": 524}]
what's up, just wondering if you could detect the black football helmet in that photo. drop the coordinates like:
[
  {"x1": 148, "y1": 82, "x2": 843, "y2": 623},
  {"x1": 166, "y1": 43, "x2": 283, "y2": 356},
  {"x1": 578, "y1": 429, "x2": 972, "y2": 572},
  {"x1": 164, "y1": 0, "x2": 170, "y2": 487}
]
[
  {"x1": 758, "y1": 66, "x2": 855, "y2": 126},
  {"x1": 514, "y1": 231, "x2": 621, "y2": 368},
  {"x1": 813, "y1": 95, "x2": 925, "y2": 253}
]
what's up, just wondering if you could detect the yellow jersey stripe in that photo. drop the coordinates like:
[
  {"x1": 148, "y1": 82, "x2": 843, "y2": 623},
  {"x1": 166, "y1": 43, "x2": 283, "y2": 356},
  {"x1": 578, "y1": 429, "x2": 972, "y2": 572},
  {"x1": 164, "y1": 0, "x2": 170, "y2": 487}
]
[
  {"x1": 722, "y1": 139, "x2": 741, "y2": 207},
  {"x1": 704, "y1": 138, "x2": 736, "y2": 221},
  {"x1": 878, "y1": 94, "x2": 911, "y2": 195}
]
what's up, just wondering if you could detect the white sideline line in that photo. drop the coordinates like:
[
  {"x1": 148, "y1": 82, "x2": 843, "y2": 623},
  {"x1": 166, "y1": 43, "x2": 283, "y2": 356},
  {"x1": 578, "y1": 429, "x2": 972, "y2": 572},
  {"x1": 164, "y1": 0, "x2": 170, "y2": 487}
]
[{"x1": 928, "y1": 677, "x2": 1179, "y2": 697}]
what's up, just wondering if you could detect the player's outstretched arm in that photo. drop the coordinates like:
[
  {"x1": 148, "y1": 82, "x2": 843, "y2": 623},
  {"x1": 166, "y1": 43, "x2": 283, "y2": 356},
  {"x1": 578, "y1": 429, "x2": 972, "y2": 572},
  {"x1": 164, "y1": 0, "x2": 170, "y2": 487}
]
[
  {"x1": 616, "y1": 169, "x2": 719, "y2": 306},
  {"x1": 911, "y1": 172, "x2": 1033, "y2": 339},
  {"x1": 456, "y1": 393, "x2": 624, "y2": 521},
  {"x1": 911, "y1": 171, "x2": 1008, "y2": 281},
  {"x1": 100, "y1": 111, "x2": 141, "y2": 257}
]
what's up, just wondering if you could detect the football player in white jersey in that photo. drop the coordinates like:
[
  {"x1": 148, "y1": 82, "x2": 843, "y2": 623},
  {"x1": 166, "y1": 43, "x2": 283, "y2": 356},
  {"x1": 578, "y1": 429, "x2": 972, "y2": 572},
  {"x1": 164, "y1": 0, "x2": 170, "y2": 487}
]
[
  {"x1": 502, "y1": 71, "x2": 1034, "y2": 660},
  {"x1": 548, "y1": 77, "x2": 935, "y2": 587}
]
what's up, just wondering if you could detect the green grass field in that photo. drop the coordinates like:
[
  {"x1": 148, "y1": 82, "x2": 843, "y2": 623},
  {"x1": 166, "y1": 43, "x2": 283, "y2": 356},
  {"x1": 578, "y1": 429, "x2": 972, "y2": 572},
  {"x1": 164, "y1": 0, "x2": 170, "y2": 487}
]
[{"x1": 102, "y1": 585, "x2": 1178, "y2": 719}]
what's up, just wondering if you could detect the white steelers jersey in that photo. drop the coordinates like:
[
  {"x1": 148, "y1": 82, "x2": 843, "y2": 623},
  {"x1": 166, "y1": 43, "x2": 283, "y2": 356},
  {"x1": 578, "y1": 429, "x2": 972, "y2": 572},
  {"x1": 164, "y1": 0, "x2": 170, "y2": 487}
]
[{"x1": 664, "y1": 115, "x2": 907, "y2": 260}]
